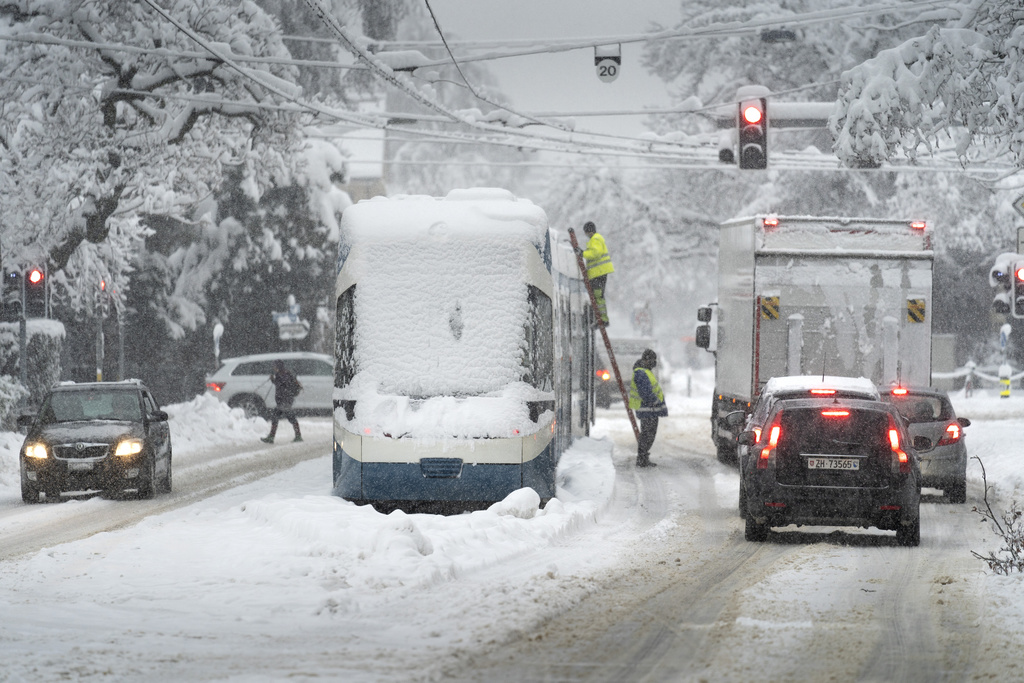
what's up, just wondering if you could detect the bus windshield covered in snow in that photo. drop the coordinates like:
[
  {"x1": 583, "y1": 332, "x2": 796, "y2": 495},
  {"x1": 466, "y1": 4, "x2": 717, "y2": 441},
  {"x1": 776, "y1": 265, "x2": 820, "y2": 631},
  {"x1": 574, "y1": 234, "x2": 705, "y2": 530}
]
[{"x1": 332, "y1": 188, "x2": 594, "y2": 507}]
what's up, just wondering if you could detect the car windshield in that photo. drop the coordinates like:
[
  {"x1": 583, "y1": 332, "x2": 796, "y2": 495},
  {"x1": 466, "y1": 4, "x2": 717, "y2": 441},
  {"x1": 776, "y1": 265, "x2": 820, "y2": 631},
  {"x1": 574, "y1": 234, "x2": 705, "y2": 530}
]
[{"x1": 40, "y1": 390, "x2": 141, "y2": 423}]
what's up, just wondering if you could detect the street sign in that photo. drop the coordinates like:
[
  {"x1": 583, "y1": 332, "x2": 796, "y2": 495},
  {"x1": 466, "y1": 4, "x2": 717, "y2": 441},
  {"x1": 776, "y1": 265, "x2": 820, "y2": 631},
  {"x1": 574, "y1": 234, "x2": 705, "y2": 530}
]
[
  {"x1": 1014, "y1": 194, "x2": 1024, "y2": 220},
  {"x1": 594, "y1": 44, "x2": 621, "y2": 83},
  {"x1": 278, "y1": 320, "x2": 309, "y2": 340}
]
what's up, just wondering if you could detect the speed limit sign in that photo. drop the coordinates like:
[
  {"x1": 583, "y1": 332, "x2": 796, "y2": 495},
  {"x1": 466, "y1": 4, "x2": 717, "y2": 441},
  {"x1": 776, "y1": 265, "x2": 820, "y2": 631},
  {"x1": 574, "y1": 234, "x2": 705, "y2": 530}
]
[{"x1": 594, "y1": 44, "x2": 621, "y2": 83}]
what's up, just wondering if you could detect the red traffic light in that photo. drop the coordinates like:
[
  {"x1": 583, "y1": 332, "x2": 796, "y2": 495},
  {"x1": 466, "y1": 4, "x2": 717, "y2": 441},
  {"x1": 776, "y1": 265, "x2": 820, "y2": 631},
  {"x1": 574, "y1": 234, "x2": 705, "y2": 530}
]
[
  {"x1": 27, "y1": 268, "x2": 43, "y2": 284},
  {"x1": 1015, "y1": 266, "x2": 1024, "y2": 282},
  {"x1": 742, "y1": 105, "x2": 763, "y2": 125}
]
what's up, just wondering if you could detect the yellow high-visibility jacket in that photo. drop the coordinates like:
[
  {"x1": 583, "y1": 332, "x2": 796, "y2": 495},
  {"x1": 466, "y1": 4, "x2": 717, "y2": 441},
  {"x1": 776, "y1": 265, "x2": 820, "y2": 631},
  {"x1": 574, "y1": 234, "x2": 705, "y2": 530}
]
[
  {"x1": 582, "y1": 233, "x2": 614, "y2": 279},
  {"x1": 629, "y1": 367, "x2": 668, "y2": 417}
]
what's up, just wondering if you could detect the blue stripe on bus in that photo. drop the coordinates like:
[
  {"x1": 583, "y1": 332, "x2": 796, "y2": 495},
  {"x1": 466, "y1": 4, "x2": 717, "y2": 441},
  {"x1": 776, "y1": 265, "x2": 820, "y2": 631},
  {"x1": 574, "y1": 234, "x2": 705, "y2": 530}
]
[{"x1": 332, "y1": 440, "x2": 558, "y2": 502}]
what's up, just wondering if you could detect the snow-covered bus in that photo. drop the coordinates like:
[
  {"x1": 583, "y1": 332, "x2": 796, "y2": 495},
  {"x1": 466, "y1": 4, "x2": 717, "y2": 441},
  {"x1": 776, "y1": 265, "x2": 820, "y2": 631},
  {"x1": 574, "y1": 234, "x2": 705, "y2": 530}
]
[{"x1": 331, "y1": 188, "x2": 594, "y2": 507}]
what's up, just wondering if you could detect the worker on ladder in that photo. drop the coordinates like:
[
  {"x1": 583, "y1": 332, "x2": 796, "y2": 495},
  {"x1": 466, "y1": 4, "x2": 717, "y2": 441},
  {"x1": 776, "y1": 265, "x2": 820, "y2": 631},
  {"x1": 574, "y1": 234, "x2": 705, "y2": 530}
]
[{"x1": 579, "y1": 221, "x2": 614, "y2": 328}]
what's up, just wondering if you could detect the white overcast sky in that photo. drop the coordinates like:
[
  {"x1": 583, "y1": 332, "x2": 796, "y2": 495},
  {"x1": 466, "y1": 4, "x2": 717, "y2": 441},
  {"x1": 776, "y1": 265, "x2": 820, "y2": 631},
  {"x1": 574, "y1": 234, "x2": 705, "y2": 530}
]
[{"x1": 428, "y1": 0, "x2": 682, "y2": 137}]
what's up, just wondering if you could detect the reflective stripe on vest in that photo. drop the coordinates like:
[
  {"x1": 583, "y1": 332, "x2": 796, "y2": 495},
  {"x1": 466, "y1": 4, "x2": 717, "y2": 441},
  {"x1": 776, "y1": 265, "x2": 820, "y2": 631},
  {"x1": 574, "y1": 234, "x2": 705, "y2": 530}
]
[{"x1": 583, "y1": 234, "x2": 614, "y2": 279}]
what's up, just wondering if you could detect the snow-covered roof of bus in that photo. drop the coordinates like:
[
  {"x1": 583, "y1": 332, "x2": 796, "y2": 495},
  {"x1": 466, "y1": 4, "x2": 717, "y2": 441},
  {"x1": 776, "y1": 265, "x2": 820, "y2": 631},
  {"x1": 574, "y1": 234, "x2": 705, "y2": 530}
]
[{"x1": 340, "y1": 188, "x2": 548, "y2": 243}]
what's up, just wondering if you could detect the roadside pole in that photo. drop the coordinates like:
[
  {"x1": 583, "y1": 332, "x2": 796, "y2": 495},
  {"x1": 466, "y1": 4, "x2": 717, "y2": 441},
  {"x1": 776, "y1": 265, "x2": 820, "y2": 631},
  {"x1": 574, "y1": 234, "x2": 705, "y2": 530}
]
[{"x1": 568, "y1": 228, "x2": 641, "y2": 444}]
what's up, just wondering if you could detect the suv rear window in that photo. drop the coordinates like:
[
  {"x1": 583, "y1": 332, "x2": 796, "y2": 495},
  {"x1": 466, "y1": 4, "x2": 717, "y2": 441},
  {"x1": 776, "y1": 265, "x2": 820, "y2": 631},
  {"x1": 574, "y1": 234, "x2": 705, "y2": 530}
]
[
  {"x1": 291, "y1": 358, "x2": 332, "y2": 376},
  {"x1": 886, "y1": 396, "x2": 954, "y2": 423},
  {"x1": 232, "y1": 361, "x2": 276, "y2": 376}
]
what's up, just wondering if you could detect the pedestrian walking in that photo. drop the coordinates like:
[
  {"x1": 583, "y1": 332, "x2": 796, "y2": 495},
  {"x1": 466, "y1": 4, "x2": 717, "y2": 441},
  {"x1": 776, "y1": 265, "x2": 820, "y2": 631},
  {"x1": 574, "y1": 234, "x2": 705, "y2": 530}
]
[
  {"x1": 629, "y1": 349, "x2": 667, "y2": 467},
  {"x1": 579, "y1": 221, "x2": 614, "y2": 327},
  {"x1": 261, "y1": 360, "x2": 303, "y2": 443}
]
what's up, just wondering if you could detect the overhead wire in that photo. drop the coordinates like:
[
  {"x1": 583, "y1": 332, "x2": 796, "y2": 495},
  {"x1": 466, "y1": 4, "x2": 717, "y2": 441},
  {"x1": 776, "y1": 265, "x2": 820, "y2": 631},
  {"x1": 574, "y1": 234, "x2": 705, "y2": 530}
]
[
  {"x1": 283, "y1": 0, "x2": 955, "y2": 65},
  {"x1": 419, "y1": 0, "x2": 570, "y2": 132},
  {"x1": 11, "y1": 0, "x2": 988, "y2": 176}
]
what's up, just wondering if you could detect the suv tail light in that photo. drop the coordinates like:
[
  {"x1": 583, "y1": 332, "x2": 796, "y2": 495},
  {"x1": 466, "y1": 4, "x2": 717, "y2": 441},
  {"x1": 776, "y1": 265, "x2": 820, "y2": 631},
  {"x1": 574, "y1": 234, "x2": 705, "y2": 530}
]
[
  {"x1": 206, "y1": 382, "x2": 225, "y2": 392},
  {"x1": 757, "y1": 417, "x2": 781, "y2": 469},
  {"x1": 887, "y1": 415, "x2": 910, "y2": 474},
  {"x1": 937, "y1": 422, "x2": 961, "y2": 446}
]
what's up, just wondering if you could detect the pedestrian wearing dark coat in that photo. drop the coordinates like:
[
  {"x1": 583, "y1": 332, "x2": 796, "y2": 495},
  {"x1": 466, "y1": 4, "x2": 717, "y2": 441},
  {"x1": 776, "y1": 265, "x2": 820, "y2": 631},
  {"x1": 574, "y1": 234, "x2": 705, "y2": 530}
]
[
  {"x1": 629, "y1": 349, "x2": 668, "y2": 467},
  {"x1": 262, "y1": 360, "x2": 303, "y2": 443}
]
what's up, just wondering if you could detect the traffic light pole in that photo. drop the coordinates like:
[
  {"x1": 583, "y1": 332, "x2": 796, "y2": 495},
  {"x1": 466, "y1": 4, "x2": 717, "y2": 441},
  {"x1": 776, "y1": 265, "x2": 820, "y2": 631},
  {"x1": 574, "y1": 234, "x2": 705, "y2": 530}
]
[{"x1": 568, "y1": 228, "x2": 641, "y2": 445}]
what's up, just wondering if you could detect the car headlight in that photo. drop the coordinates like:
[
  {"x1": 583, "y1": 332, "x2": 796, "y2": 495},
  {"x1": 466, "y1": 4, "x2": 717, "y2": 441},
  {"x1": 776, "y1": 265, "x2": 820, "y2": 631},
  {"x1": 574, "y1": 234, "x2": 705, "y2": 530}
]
[
  {"x1": 24, "y1": 443, "x2": 48, "y2": 459},
  {"x1": 114, "y1": 439, "x2": 143, "y2": 457}
]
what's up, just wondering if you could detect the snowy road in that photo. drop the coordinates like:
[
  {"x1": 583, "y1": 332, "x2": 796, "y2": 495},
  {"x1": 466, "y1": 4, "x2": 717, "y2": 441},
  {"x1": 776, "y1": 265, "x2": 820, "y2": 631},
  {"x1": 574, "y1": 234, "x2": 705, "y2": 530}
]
[
  {"x1": 1, "y1": 389, "x2": 1022, "y2": 682},
  {"x1": 442, "y1": 415, "x2": 989, "y2": 683},
  {"x1": 0, "y1": 429, "x2": 330, "y2": 562}
]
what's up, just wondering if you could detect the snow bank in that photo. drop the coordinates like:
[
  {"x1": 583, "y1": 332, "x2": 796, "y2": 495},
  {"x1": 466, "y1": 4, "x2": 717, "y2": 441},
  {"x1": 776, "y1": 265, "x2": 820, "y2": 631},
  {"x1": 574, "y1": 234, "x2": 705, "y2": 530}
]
[{"x1": 0, "y1": 397, "x2": 616, "y2": 652}]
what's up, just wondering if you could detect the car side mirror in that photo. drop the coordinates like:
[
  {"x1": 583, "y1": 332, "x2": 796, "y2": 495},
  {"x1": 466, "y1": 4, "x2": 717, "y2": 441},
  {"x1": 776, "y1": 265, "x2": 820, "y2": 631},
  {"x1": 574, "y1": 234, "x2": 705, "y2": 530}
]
[
  {"x1": 913, "y1": 435, "x2": 932, "y2": 451},
  {"x1": 958, "y1": 417, "x2": 971, "y2": 428},
  {"x1": 151, "y1": 410, "x2": 169, "y2": 422},
  {"x1": 724, "y1": 410, "x2": 746, "y2": 429},
  {"x1": 737, "y1": 430, "x2": 757, "y2": 446},
  {"x1": 16, "y1": 414, "x2": 35, "y2": 428}
]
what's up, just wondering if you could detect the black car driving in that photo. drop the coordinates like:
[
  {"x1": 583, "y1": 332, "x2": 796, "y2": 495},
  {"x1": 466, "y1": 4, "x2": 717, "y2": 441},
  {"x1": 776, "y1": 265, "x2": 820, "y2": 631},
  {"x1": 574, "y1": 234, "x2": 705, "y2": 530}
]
[
  {"x1": 19, "y1": 381, "x2": 172, "y2": 503},
  {"x1": 739, "y1": 395, "x2": 926, "y2": 546}
]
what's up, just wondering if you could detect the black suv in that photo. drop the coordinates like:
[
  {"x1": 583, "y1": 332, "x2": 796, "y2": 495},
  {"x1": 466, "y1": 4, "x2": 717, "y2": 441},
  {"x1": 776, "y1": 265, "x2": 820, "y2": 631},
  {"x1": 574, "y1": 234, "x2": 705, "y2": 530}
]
[
  {"x1": 738, "y1": 396, "x2": 925, "y2": 546},
  {"x1": 19, "y1": 381, "x2": 172, "y2": 503}
]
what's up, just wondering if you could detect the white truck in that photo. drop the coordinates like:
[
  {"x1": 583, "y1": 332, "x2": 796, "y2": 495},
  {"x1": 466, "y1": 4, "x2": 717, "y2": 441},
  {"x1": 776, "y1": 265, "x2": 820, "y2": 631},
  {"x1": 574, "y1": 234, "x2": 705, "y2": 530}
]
[{"x1": 695, "y1": 215, "x2": 934, "y2": 461}]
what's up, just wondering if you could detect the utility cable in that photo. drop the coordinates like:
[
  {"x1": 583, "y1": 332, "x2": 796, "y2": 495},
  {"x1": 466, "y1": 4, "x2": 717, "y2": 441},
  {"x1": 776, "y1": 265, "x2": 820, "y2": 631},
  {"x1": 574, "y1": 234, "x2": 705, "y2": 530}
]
[{"x1": 420, "y1": 0, "x2": 569, "y2": 132}]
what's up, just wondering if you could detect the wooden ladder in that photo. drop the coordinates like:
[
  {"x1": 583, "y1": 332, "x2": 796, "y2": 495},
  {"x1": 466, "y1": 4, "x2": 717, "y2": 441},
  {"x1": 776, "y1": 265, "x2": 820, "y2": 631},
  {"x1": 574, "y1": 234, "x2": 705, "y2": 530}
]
[{"x1": 568, "y1": 228, "x2": 641, "y2": 444}]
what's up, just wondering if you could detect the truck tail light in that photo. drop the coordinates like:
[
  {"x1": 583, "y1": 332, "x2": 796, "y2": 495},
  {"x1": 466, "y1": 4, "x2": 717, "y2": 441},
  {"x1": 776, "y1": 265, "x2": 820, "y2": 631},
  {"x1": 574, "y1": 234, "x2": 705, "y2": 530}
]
[{"x1": 937, "y1": 422, "x2": 961, "y2": 446}]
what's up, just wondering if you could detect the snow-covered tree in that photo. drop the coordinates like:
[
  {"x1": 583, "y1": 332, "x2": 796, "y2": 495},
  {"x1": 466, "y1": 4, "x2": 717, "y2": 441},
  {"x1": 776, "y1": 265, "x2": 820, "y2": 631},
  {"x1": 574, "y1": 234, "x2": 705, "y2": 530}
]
[
  {"x1": 831, "y1": 2, "x2": 1024, "y2": 170},
  {"x1": 0, "y1": 0, "x2": 304, "y2": 312}
]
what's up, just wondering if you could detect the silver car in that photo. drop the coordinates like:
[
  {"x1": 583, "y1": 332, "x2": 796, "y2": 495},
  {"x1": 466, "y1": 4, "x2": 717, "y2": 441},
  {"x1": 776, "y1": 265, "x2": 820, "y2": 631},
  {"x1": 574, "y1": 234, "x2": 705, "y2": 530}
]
[
  {"x1": 879, "y1": 386, "x2": 969, "y2": 503},
  {"x1": 204, "y1": 351, "x2": 334, "y2": 418}
]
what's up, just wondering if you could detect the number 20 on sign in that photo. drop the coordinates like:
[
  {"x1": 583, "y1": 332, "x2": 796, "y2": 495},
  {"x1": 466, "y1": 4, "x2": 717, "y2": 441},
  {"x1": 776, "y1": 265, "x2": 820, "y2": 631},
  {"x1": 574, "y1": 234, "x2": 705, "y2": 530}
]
[{"x1": 595, "y1": 44, "x2": 621, "y2": 83}]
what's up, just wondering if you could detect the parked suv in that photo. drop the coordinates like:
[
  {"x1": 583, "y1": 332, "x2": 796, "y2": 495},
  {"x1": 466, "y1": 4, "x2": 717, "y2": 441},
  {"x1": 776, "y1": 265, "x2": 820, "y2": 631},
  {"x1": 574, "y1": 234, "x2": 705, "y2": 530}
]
[
  {"x1": 738, "y1": 393, "x2": 926, "y2": 546},
  {"x1": 19, "y1": 380, "x2": 172, "y2": 503},
  {"x1": 205, "y1": 351, "x2": 333, "y2": 418},
  {"x1": 880, "y1": 385, "x2": 970, "y2": 503}
]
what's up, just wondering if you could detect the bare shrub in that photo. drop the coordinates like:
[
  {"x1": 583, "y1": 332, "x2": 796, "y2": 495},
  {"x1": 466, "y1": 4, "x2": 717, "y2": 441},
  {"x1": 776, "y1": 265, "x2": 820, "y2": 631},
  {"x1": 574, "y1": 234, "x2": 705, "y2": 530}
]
[{"x1": 972, "y1": 456, "x2": 1024, "y2": 575}]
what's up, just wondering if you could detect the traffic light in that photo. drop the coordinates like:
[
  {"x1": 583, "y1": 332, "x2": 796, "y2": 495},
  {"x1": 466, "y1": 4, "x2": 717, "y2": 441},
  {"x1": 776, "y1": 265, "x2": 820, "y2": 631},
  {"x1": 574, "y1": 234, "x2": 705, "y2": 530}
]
[
  {"x1": 2, "y1": 271, "x2": 22, "y2": 322},
  {"x1": 1014, "y1": 263, "x2": 1024, "y2": 319},
  {"x1": 24, "y1": 266, "x2": 45, "y2": 318},
  {"x1": 992, "y1": 264, "x2": 1012, "y2": 314},
  {"x1": 738, "y1": 98, "x2": 768, "y2": 169},
  {"x1": 98, "y1": 279, "x2": 110, "y2": 317}
]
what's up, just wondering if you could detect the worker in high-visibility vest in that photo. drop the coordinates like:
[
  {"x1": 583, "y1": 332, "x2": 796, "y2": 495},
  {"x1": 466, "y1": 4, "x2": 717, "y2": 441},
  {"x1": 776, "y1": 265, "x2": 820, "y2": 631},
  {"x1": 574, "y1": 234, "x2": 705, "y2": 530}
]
[
  {"x1": 579, "y1": 221, "x2": 614, "y2": 327},
  {"x1": 629, "y1": 349, "x2": 668, "y2": 468}
]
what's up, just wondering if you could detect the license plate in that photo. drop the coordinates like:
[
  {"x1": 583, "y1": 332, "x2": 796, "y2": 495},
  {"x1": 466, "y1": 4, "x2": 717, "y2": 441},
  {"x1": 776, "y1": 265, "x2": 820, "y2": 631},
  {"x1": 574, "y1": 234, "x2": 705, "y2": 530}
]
[
  {"x1": 67, "y1": 461, "x2": 94, "y2": 472},
  {"x1": 806, "y1": 457, "x2": 859, "y2": 471}
]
